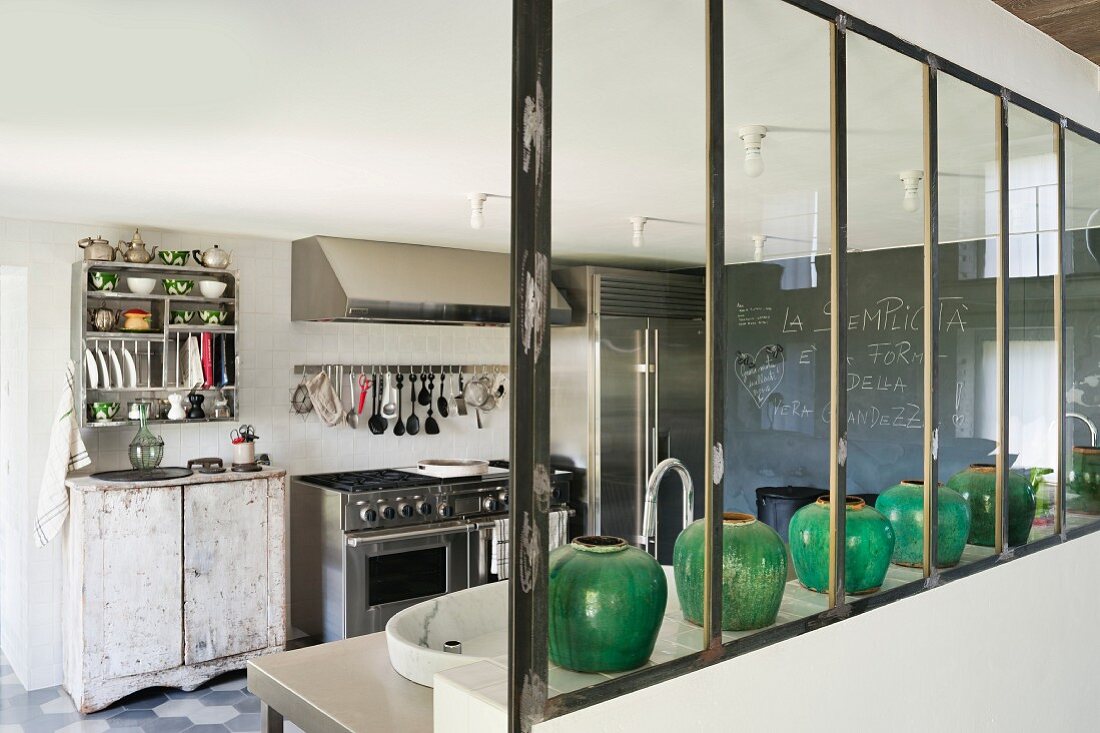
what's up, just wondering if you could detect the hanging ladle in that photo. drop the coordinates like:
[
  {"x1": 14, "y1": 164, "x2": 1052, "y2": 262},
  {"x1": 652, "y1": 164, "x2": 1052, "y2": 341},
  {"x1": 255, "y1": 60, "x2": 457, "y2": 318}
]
[
  {"x1": 425, "y1": 373, "x2": 440, "y2": 434},
  {"x1": 406, "y1": 372, "x2": 421, "y2": 435},
  {"x1": 417, "y1": 369, "x2": 432, "y2": 406},
  {"x1": 368, "y1": 371, "x2": 387, "y2": 435}
]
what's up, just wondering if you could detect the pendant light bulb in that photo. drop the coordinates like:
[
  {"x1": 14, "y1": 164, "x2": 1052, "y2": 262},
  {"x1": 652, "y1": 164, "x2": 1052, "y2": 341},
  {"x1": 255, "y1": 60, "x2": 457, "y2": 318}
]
[
  {"x1": 752, "y1": 234, "x2": 767, "y2": 262},
  {"x1": 899, "y1": 170, "x2": 923, "y2": 213},
  {"x1": 468, "y1": 192, "x2": 488, "y2": 229},
  {"x1": 629, "y1": 216, "x2": 647, "y2": 248},
  {"x1": 739, "y1": 125, "x2": 768, "y2": 178}
]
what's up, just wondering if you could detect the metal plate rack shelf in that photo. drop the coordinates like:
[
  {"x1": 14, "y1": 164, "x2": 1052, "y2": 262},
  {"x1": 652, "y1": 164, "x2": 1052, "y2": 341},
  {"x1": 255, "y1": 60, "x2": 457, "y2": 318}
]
[{"x1": 71, "y1": 260, "x2": 240, "y2": 428}]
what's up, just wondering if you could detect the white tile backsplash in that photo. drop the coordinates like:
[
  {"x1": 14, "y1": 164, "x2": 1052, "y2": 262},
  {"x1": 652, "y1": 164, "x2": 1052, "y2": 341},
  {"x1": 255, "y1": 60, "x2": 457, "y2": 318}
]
[{"x1": 0, "y1": 218, "x2": 510, "y2": 689}]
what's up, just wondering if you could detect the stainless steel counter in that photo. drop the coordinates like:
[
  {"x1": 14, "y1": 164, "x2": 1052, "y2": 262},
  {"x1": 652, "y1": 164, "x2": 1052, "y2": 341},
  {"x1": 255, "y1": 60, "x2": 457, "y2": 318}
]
[{"x1": 246, "y1": 632, "x2": 433, "y2": 733}]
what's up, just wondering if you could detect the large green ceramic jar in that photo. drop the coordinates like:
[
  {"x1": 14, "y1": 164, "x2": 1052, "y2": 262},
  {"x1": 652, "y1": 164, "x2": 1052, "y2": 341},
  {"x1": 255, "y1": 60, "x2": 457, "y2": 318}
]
[
  {"x1": 673, "y1": 512, "x2": 787, "y2": 631},
  {"x1": 1069, "y1": 446, "x2": 1100, "y2": 514},
  {"x1": 945, "y1": 464, "x2": 1035, "y2": 546},
  {"x1": 789, "y1": 496, "x2": 895, "y2": 594},
  {"x1": 548, "y1": 536, "x2": 666, "y2": 673},
  {"x1": 875, "y1": 480, "x2": 971, "y2": 568}
]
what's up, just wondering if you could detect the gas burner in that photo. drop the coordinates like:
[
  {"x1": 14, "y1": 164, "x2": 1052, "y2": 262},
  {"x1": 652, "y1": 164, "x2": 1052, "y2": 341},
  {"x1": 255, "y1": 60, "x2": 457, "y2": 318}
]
[{"x1": 302, "y1": 469, "x2": 438, "y2": 492}]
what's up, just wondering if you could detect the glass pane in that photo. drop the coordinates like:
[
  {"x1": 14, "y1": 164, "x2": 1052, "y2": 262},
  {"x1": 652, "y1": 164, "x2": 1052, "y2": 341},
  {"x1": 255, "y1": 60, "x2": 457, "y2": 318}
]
[
  {"x1": 546, "y1": 0, "x2": 708, "y2": 697},
  {"x1": 1064, "y1": 129, "x2": 1100, "y2": 529},
  {"x1": 724, "y1": 0, "x2": 832, "y2": 624},
  {"x1": 843, "y1": 34, "x2": 926, "y2": 594},
  {"x1": 1006, "y1": 104, "x2": 1057, "y2": 545},
  {"x1": 935, "y1": 74, "x2": 1000, "y2": 567}
]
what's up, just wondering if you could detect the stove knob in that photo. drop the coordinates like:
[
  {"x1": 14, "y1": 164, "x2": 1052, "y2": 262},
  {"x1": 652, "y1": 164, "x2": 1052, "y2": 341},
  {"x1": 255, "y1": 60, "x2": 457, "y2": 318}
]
[
  {"x1": 360, "y1": 507, "x2": 378, "y2": 523},
  {"x1": 483, "y1": 497, "x2": 500, "y2": 512},
  {"x1": 417, "y1": 501, "x2": 433, "y2": 516},
  {"x1": 399, "y1": 503, "x2": 414, "y2": 518},
  {"x1": 381, "y1": 506, "x2": 396, "y2": 520},
  {"x1": 498, "y1": 491, "x2": 509, "y2": 504},
  {"x1": 439, "y1": 503, "x2": 454, "y2": 518}
]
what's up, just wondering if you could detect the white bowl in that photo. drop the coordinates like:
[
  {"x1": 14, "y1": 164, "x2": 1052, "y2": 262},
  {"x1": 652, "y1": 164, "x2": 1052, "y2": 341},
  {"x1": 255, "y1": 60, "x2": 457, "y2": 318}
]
[
  {"x1": 198, "y1": 280, "x2": 228, "y2": 298},
  {"x1": 126, "y1": 277, "x2": 156, "y2": 295}
]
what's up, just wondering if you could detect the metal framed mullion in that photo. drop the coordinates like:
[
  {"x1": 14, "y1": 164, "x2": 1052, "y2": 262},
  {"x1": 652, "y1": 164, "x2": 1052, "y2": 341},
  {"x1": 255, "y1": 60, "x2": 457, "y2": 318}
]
[
  {"x1": 922, "y1": 62, "x2": 940, "y2": 577},
  {"x1": 827, "y1": 17, "x2": 848, "y2": 608},
  {"x1": 508, "y1": 0, "x2": 552, "y2": 731},
  {"x1": 995, "y1": 94, "x2": 1010, "y2": 555},
  {"x1": 1055, "y1": 120, "x2": 1067, "y2": 536},
  {"x1": 703, "y1": 0, "x2": 726, "y2": 647}
]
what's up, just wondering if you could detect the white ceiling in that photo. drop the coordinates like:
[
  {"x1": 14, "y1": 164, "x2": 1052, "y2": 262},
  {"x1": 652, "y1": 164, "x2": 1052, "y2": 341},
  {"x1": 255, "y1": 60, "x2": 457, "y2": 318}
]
[{"x1": 0, "y1": 0, "x2": 1095, "y2": 266}]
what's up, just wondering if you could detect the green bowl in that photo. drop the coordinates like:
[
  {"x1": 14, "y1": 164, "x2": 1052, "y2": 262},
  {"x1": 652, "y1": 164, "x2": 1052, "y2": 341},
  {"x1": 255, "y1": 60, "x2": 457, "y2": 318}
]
[
  {"x1": 197, "y1": 309, "x2": 228, "y2": 325},
  {"x1": 170, "y1": 310, "x2": 194, "y2": 324},
  {"x1": 158, "y1": 250, "x2": 191, "y2": 266},
  {"x1": 89, "y1": 402, "x2": 120, "y2": 421},
  {"x1": 162, "y1": 278, "x2": 194, "y2": 295},
  {"x1": 89, "y1": 272, "x2": 119, "y2": 291}
]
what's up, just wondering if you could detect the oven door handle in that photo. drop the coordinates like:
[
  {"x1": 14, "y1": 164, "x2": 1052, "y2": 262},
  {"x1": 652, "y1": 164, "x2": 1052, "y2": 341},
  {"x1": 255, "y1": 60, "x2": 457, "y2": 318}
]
[{"x1": 346, "y1": 521, "x2": 479, "y2": 547}]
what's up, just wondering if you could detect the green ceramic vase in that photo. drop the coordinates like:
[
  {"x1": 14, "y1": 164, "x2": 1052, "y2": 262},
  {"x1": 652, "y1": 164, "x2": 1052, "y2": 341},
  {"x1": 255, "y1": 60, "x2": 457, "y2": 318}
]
[
  {"x1": 673, "y1": 512, "x2": 787, "y2": 631},
  {"x1": 874, "y1": 480, "x2": 971, "y2": 568},
  {"x1": 789, "y1": 496, "x2": 895, "y2": 594},
  {"x1": 548, "y1": 536, "x2": 666, "y2": 673},
  {"x1": 1069, "y1": 446, "x2": 1100, "y2": 514},
  {"x1": 945, "y1": 464, "x2": 1036, "y2": 546}
]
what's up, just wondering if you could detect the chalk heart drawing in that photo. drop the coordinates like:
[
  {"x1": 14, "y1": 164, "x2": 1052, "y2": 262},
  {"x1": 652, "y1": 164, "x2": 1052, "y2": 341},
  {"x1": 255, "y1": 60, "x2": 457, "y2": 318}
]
[{"x1": 736, "y1": 345, "x2": 785, "y2": 408}]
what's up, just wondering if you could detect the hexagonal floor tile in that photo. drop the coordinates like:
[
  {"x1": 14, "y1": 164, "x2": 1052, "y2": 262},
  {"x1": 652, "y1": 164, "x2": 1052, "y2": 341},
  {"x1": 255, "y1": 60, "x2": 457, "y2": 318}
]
[
  {"x1": 21, "y1": 713, "x2": 84, "y2": 733},
  {"x1": 231, "y1": 697, "x2": 260, "y2": 714},
  {"x1": 40, "y1": 695, "x2": 78, "y2": 715},
  {"x1": 151, "y1": 699, "x2": 204, "y2": 718},
  {"x1": 187, "y1": 705, "x2": 238, "y2": 725},
  {"x1": 199, "y1": 691, "x2": 246, "y2": 707},
  {"x1": 106, "y1": 709, "x2": 158, "y2": 727},
  {"x1": 187, "y1": 726, "x2": 230, "y2": 733},
  {"x1": 225, "y1": 712, "x2": 260, "y2": 732},
  {"x1": 133, "y1": 716, "x2": 193, "y2": 733},
  {"x1": 118, "y1": 690, "x2": 169, "y2": 710},
  {"x1": 56, "y1": 719, "x2": 111, "y2": 732}
]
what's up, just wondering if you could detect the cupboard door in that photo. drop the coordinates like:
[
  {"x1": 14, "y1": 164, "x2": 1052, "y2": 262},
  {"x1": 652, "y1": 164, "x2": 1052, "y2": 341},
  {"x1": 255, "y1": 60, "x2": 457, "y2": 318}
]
[
  {"x1": 183, "y1": 479, "x2": 270, "y2": 664},
  {"x1": 88, "y1": 487, "x2": 183, "y2": 680}
]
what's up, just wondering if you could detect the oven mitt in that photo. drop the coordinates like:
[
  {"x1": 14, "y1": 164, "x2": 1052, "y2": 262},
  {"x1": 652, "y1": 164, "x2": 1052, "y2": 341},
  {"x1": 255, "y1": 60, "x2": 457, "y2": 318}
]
[{"x1": 306, "y1": 371, "x2": 344, "y2": 426}]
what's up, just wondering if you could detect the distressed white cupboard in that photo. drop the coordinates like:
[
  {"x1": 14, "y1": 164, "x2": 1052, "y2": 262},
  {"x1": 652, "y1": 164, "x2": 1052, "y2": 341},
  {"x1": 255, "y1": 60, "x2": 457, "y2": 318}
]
[{"x1": 63, "y1": 470, "x2": 287, "y2": 713}]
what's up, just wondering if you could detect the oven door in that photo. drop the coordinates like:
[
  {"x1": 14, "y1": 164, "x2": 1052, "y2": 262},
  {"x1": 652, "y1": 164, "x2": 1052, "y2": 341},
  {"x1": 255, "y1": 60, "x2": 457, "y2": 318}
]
[{"x1": 344, "y1": 521, "x2": 475, "y2": 638}]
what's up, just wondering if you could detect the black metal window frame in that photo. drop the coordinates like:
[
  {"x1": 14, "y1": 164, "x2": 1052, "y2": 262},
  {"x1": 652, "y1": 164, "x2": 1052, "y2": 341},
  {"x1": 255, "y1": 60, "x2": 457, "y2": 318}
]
[{"x1": 508, "y1": 0, "x2": 1100, "y2": 730}]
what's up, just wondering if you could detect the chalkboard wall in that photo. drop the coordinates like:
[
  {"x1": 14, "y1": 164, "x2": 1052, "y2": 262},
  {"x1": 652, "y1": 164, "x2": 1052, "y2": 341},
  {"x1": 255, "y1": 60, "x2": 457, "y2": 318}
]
[{"x1": 724, "y1": 243, "x2": 1005, "y2": 513}]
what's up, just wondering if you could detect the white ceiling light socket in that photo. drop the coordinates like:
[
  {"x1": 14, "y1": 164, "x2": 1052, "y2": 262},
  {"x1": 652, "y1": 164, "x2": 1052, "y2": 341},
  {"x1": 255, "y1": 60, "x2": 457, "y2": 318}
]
[
  {"x1": 899, "y1": 170, "x2": 924, "y2": 212},
  {"x1": 467, "y1": 192, "x2": 488, "y2": 229},
  {"x1": 629, "y1": 216, "x2": 647, "y2": 248},
  {"x1": 752, "y1": 234, "x2": 767, "y2": 262},
  {"x1": 739, "y1": 125, "x2": 768, "y2": 178}
]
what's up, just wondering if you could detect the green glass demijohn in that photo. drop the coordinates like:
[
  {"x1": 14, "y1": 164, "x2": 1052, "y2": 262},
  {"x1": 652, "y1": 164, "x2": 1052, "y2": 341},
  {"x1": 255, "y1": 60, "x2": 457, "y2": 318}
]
[
  {"x1": 875, "y1": 480, "x2": 971, "y2": 568},
  {"x1": 789, "y1": 496, "x2": 895, "y2": 594},
  {"x1": 945, "y1": 464, "x2": 1035, "y2": 546},
  {"x1": 673, "y1": 512, "x2": 787, "y2": 631},
  {"x1": 1068, "y1": 446, "x2": 1100, "y2": 514},
  {"x1": 128, "y1": 404, "x2": 164, "y2": 470},
  {"x1": 548, "y1": 535, "x2": 666, "y2": 673}
]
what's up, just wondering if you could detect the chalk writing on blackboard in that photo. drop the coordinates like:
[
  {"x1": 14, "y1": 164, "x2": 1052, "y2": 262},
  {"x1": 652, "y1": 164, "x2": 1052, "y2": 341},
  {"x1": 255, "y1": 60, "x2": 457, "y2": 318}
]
[{"x1": 735, "y1": 344, "x2": 785, "y2": 408}]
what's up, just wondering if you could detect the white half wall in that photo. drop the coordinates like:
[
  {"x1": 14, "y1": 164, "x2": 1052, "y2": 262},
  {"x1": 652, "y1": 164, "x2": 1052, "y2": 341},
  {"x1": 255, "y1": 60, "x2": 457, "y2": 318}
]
[{"x1": 535, "y1": 530, "x2": 1100, "y2": 732}]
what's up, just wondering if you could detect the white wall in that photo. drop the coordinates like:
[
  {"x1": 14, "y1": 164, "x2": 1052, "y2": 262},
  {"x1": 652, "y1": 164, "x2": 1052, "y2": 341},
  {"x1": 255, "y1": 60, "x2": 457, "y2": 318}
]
[
  {"x1": 0, "y1": 219, "x2": 510, "y2": 689},
  {"x1": 536, "y1": 531, "x2": 1100, "y2": 732}
]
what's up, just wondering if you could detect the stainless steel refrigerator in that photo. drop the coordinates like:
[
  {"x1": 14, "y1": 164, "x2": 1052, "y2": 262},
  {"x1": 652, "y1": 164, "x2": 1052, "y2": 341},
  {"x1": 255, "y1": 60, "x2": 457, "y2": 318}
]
[{"x1": 551, "y1": 266, "x2": 706, "y2": 564}]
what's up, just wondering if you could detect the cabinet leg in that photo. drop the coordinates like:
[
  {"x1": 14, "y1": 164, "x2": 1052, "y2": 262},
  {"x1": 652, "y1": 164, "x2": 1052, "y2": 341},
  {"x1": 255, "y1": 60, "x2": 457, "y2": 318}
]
[{"x1": 261, "y1": 702, "x2": 284, "y2": 733}]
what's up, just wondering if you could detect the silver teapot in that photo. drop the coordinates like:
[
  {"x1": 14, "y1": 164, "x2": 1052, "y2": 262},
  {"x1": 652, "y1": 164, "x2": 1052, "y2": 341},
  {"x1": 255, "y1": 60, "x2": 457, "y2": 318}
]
[
  {"x1": 193, "y1": 244, "x2": 232, "y2": 269},
  {"x1": 78, "y1": 235, "x2": 116, "y2": 262},
  {"x1": 87, "y1": 307, "x2": 120, "y2": 332},
  {"x1": 116, "y1": 229, "x2": 158, "y2": 263}
]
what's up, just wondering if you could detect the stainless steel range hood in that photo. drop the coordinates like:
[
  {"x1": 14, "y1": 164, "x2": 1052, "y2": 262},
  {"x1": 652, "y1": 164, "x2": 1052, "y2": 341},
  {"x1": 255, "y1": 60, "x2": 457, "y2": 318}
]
[{"x1": 291, "y1": 236, "x2": 571, "y2": 325}]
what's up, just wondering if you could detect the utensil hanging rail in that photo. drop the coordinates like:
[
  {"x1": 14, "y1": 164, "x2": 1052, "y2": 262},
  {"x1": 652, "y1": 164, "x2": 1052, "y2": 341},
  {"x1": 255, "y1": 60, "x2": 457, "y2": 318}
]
[{"x1": 292, "y1": 363, "x2": 507, "y2": 375}]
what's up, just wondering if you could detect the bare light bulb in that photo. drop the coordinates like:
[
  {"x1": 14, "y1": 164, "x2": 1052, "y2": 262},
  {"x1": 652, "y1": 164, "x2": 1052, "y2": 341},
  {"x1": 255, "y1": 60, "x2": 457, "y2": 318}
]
[
  {"x1": 899, "y1": 170, "x2": 923, "y2": 213},
  {"x1": 468, "y1": 192, "x2": 488, "y2": 229},
  {"x1": 629, "y1": 216, "x2": 647, "y2": 248},
  {"x1": 739, "y1": 125, "x2": 767, "y2": 178}
]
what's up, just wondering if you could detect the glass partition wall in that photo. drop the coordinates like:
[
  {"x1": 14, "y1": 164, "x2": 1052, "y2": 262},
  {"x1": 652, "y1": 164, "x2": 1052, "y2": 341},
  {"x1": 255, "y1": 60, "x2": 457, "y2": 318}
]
[{"x1": 507, "y1": 0, "x2": 1100, "y2": 730}]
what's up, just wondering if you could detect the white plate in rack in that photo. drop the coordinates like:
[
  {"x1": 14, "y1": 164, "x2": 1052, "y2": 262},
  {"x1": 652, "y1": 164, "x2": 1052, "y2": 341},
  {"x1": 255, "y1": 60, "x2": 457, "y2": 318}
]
[
  {"x1": 108, "y1": 347, "x2": 124, "y2": 390},
  {"x1": 95, "y1": 348, "x2": 111, "y2": 389},
  {"x1": 122, "y1": 347, "x2": 138, "y2": 388},
  {"x1": 85, "y1": 348, "x2": 98, "y2": 389},
  {"x1": 416, "y1": 459, "x2": 490, "y2": 478}
]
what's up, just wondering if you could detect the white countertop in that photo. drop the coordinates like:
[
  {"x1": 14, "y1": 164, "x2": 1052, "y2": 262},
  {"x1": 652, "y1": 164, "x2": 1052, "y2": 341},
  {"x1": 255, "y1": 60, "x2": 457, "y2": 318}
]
[
  {"x1": 66, "y1": 467, "x2": 286, "y2": 492},
  {"x1": 247, "y1": 633, "x2": 433, "y2": 733}
]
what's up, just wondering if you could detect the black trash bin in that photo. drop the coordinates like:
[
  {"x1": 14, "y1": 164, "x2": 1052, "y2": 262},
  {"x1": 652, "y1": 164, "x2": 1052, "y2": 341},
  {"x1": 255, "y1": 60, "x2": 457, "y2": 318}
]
[{"x1": 756, "y1": 486, "x2": 881, "y2": 541}]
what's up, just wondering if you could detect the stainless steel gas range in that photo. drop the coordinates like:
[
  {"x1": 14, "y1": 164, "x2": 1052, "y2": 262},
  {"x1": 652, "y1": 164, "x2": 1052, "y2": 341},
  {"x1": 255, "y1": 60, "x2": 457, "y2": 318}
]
[{"x1": 289, "y1": 461, "x2": 571, "y2": 642}]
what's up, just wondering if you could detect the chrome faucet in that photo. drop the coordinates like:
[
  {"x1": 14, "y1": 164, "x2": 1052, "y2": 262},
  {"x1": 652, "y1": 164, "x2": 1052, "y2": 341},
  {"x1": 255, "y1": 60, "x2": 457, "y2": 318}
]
[
  {"x1": 1066, "y1": 412, "x2": 1098, "y2": 447},
  {"x1": 641, "y1": 458, "x2": 695, "y2": 557}
]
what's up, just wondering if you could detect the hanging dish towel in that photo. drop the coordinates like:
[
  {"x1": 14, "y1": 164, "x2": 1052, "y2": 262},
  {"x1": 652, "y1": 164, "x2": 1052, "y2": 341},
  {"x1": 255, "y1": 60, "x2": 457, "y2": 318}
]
[
  {"x1": 306, "y1": 370, "x2": 345, "y2": 427},
  {"x1": 183, "y1": 336, "x2": 203, "y2": 389},
  {"x1": 491, "y1": 508, "x2": 570, "y2": 580},
  {"x1": 34, "y1": 361, "x2": 92, "y2": 547}
]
